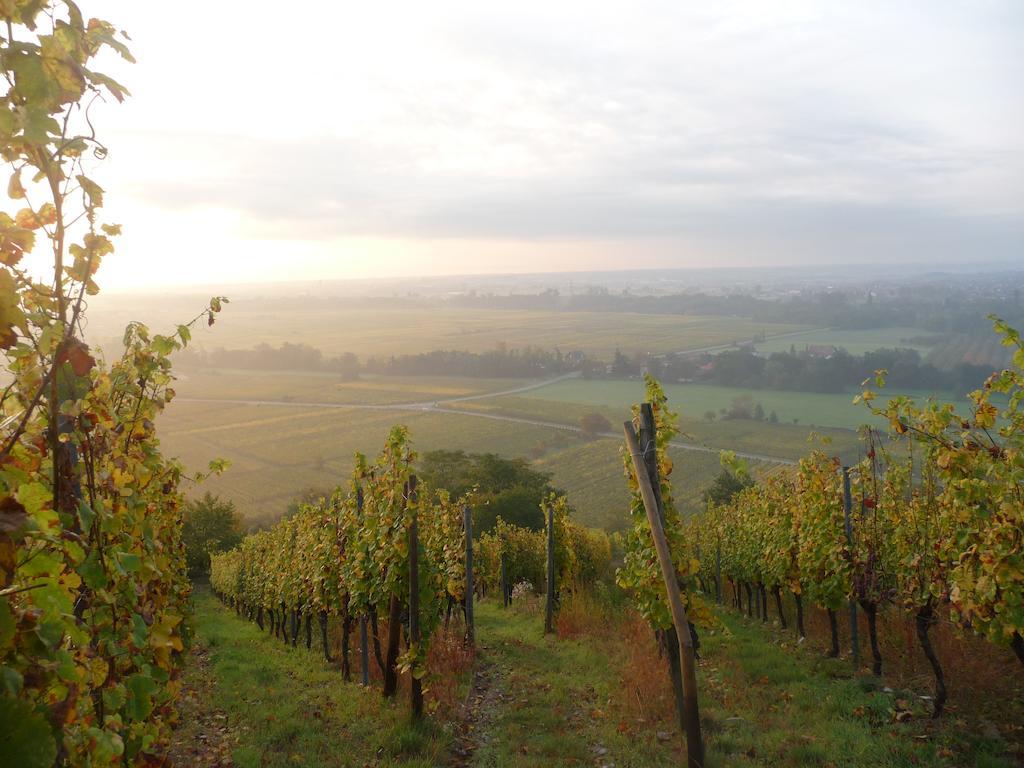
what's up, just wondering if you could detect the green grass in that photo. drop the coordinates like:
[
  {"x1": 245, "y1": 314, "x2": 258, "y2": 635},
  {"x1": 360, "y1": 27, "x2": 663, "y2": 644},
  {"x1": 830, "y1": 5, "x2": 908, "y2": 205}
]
[
  {"x1": 161, "y1": 392, "x2": 815, "y2": 532},
  {"x1": 178, "y1": 590, "x2": 1017, "y2": 767},
  {"x1": 175, "y1": 589, "x2": 450, "y2": 767},
  {"x1": 516, "y1": 379, "x2": 972, "y2": 431},
  {"x1": 752, "y1": 327, "x2": 934, "y2": 356},
  {"x1": 695, "y1": 611, "x2": 1015, "y2": 767},
  {"x1": 470, "y1": 600, "x2": 680, "y2": 768},
  {"x1": 161, "y1": 373, "x2": 864, "y2": 530},
  {"x1": 175, "y1": 369, "x2": 534, "y2": 405},
  {"x1": 161, "y1": 401, "x2": 574, "y2": 526},
  {"x1": 447, "y1": 394, "x2": 860, "y2": 461}
]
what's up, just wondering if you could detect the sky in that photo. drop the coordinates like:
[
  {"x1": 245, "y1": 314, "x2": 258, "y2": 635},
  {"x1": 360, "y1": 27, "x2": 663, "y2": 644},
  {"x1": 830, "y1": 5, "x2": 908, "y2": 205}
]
[{"x1": 81, "y1": 1, "x2": 1024, "y2": 288}]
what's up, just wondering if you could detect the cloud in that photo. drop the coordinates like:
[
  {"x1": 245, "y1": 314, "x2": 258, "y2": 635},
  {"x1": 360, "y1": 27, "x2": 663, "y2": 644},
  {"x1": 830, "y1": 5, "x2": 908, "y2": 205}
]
[{"x1": 98, "y1": 0, "x2": 1023, "y2": 275}]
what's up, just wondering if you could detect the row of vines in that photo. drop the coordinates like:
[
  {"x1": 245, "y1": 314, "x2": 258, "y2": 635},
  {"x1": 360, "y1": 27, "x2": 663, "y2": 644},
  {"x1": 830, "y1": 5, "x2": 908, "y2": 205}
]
[
  {"x1": 209, "y1": 427, "x2": 613, "y2": 710},
  {"x1": 619, "y1": 320, "x2": 1024, "y2": 723}
]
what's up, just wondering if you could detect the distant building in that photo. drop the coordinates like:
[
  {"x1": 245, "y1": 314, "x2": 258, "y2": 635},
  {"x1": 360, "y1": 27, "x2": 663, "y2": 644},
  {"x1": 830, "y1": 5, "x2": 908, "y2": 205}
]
[{"x1": 805, "y1": 344, "x2": 837, "y2": 359}]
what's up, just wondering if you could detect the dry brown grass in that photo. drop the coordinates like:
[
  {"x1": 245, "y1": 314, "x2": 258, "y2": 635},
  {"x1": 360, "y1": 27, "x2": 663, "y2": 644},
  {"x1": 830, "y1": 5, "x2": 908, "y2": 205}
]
[
  {"x1": 325, "y1": 614, "x2": 475, "y2": 718},
  {"x1": 800, "y1": 602, "x2": 1024, "y2": 725}
]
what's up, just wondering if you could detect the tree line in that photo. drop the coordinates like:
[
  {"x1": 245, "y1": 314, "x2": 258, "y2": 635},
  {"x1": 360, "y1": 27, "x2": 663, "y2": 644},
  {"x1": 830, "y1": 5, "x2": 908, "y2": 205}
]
[
  {"x1": 448, "y1": 284, "x2": 1024, "y2": 335},
  {"x1": 176, "y1": 338, "x2": 995, "y2": 398},
  {"x1": 174, "y1": 342, "x2": 588, "y2": 379},
  {"x1": 648, "y1": 346, "x2": 994, "y2": 396}
]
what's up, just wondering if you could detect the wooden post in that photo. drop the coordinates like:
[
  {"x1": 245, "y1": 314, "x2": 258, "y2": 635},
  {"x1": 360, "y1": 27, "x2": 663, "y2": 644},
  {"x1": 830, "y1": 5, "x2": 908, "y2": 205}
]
[
  {"x1": 715, "y1": 545, "x2": 723, "y2": 606},
  {"x1": 408, "y1": 476, "x2": 423, "y2": 719},
  {"x1": 359, "y1": 617, "x2": 369, "y2": 686},
  {"x1": 639, "y1": 403, "x2": 687, "y2": 735},
  {"x1": 544, "y1": 500, "x2": 555, "y2": 635},
  {"x1": 463, "y1": 505, "x2": 475, "y2": 645},
  {"x1": 625, "y1": 420, "x2": 705, "y2": 768},
  {"x1": 842, "y1": 466, "x2": 860, "y2": 670},
  {"x1": 500, "y1": 555, "x2": 509, "y2": 606}
]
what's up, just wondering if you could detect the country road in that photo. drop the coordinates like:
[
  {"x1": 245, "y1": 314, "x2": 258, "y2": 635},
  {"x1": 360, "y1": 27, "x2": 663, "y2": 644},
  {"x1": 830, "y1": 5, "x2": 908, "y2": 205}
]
[
  {"x1": 660, "y1": 326, "x2": 832, "y2": 358},
  {"x1": 175, "y1": 372, "x2": 797, "y2": 466}
]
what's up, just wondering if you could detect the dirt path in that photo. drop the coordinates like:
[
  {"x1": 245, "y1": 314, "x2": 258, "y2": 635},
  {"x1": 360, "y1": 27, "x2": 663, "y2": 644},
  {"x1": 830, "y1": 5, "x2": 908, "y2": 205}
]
[
  {"x1": 450, "y1": 658, "x2": 504, "y2": 767},
  {"x1": 167, "y1": 642, "x2": 239, "y2": 767}
]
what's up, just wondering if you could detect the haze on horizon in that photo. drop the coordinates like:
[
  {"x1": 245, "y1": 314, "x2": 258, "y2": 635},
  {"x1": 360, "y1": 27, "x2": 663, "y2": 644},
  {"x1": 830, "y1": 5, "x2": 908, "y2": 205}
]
[{"x1": 89, "y1": 1, "x2": 1022, "y2": 289}]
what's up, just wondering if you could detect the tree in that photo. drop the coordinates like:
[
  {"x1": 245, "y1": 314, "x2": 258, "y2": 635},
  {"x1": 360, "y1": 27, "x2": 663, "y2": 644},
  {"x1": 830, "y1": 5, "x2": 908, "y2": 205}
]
[
  {"x1": 183, "y1": 493, "x2": 244, "y2": 577},
  {"x1": 704, "y1": 410, "x2": 716, "y2": 422},
  {"x1": 753, "y1": 402, "x2": 765, "y2": 421},
  {"x1": 579, "y1": 412, "x2": 612, "y2": 437},
  {"x1": 419, "y1": 450, "x2": 559, "y2": 533},
  {"x1": 725, "y1": 395, "x2": 755, "y2": 420},
  {"x1": 702, "y1": 468, "x2": 754, "y2": 507},
  {"x1": 284, "y1": 487, "x2": 333, "y2": 518}
]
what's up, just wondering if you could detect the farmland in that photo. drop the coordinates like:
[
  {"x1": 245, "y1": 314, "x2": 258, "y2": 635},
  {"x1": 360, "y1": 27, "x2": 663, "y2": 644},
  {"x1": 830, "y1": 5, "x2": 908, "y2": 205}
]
[
  {"x1": 86, "y1": 294, "x2": 810, "y2": 358},
  {"x1": 158, "y1": 390, "x2": 770, "y2": 530},
  {"x1": 750, "y1": 326, "x2": 933, "y2": 356},
  {"x1": 173, "y1": 368, "x2": 532, "y2": 406},
  {"x1": 513, "y1": 379, "x2": 973, "y2": 431},
  {"x1": 159, "y1": 365, "x2": 848, "y2": 530}
]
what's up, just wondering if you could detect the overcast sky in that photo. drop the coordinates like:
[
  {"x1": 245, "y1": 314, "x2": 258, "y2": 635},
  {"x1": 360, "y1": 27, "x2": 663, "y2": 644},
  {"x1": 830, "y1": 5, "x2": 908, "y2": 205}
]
[{"x1": 90, "y1": 1, "x2": 1023, "y2": 288}]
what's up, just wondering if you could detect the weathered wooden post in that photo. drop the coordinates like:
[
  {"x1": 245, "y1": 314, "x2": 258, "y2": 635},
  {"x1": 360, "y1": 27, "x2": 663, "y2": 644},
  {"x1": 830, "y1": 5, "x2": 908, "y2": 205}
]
[
  {"x1": 353, "y1": 484, "x2": 368, "y2": 683},
  {"x1": 842, "y1": 466, "x2": 860, "y2": 670},
  {"x1": 625, "y1": 418, "x2": 705, "y2": 768},
  {"x1": 408, "y1": 476, "x2": 423, "y2": 719},
  {"x1": 639, "y1": 404, "x2": 688, "y2": 734},
  {"x1": 500, "y1": 555, "x2": 509, "y2": 607},
  {"x1": 715, "y1": 545, "x2": 723, "y2": 605},
  {"x1": 463, "y1": 505, "x2": 475, "y2": 645},
  {"x1": 359, "y1": 617, "x2": 369, "y2": 686},
  {"x1": 544, "y1": 500, "x2": 555, "y2": 635}
]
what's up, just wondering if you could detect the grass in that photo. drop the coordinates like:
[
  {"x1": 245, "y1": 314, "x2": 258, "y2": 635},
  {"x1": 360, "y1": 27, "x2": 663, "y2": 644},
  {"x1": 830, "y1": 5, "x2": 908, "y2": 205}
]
[
  {"x1": 173, "y1": 589, "x2": 451, "y2": 767},
  {"x1": 175, "y1": 369, "x2": 534, "y2": 405},
  {"x1": 751, "y1": 327, "x2": 934, "y2": 356},
  {"x1": 691, "y1": 611, "x2": 1018, "y2": 767},
  {"x1": 160, "y1": 401, "x2": 570, "y2": 526},
  {"x1": 160, "y1": 392, "x2": 812, "y2": 531},
  {"x1": 470, "y1": 599, "x2": 680, "y2": 767},
  {"x1": 447, "y1": 394, "x2": 861, "y2": 461},
  {"x1": 177, "y1": 589, "x2": 1019, "y2": 767},
  {"x1": 515, "y1": 379, "x2": 972, "y2": 431},
  {"x1": 161, "y1": 372, "x2": 862, "y2": 529}
]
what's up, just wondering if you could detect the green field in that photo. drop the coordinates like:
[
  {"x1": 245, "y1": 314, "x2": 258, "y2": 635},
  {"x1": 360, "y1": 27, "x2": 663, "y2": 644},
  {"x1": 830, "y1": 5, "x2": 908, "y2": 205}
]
[
  {"x1": 175, "y1": 369, "x2": 532, "y2": 405},
  {"x1": 515, "y1": 379, "x2": 972, "y2": 432},
  {"x1": 160, "y1": 369, "x2": 876, "y2": 529},
  {"x1": 142, "y1": 312, "x2": 980, "y2": 531},
  {"x1": 161, "y1": 394, "x2": 762, "y2": 531},
  {"x1": 87, "y1": 296, "x2": 809, "y2": 358},
  {"x1": 447, "y1": 394, "x2": 860, "y2": 460},
  {"x1": 752, "y1": 327, "x2": 933, "y2": 356}
]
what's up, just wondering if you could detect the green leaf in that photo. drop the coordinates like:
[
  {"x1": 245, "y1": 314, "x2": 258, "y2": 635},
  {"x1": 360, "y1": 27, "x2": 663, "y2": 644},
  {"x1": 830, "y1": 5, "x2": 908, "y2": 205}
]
[
  {"x1": 0, "y1": 698, "x2": 58, "y2": 768},
  {"x1": 118, "y1": 552, "x2": 141, "y2": 573},
  {"x1": 151, "y1": 334, "x2": 177, "y2": 356},
  {"x1": 125, "y1": 672, "x2": 157, "y2": 721},
  {"x1": 77, "y1": 549, "x2": 108, "y2": 590},
  {"x1": 75, "y1": 174, "x2": 104, "y2": 207},
  {"x1": 77, "y1": 499, "x2": 94, "y2": 531},
  {"x1": 16, "y1": 482, "x2": 50, "y2": 517},
  {"x1": 0, "y1": 665, "x2": 23, "y2": 695}
]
